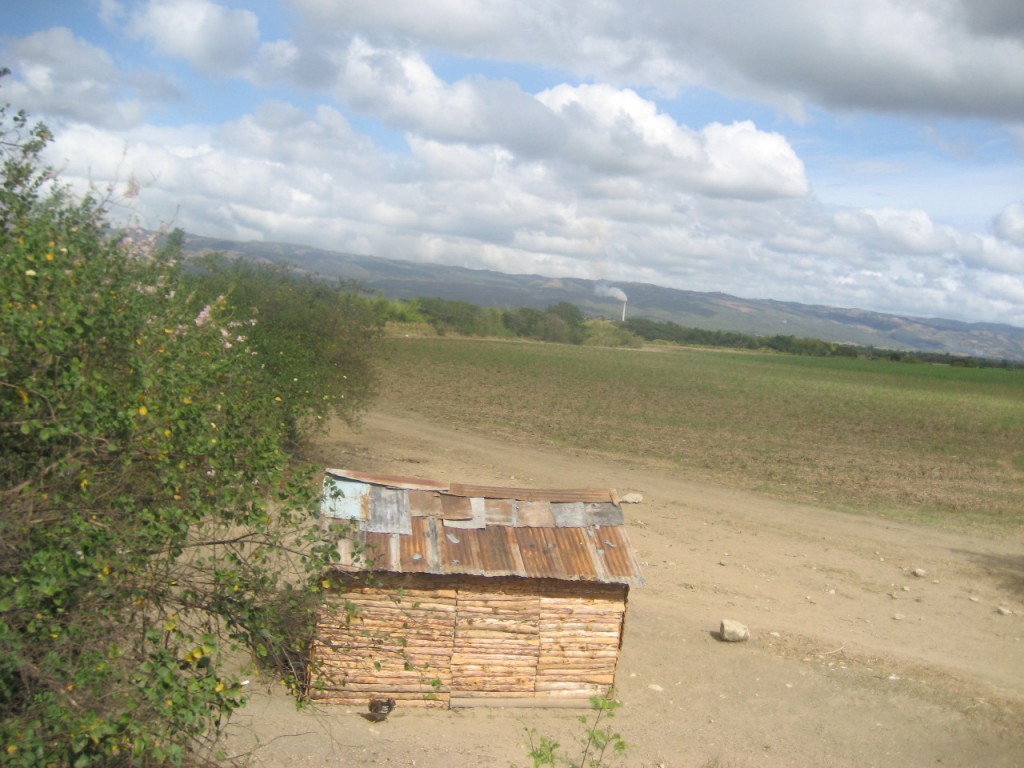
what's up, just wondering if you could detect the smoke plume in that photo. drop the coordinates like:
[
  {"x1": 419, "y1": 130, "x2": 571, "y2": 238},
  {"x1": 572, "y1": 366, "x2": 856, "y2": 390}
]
[{"x1": 595, "y1": 283, "x2": 627, "y2": 302}]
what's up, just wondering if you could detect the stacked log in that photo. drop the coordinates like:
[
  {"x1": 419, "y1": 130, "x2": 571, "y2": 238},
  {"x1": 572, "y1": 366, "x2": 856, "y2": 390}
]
[
  {"x1": 310, "y1": 578, "x2": 456, "y2": 707},
  {"x1": 451, "y1": 585, "x2": 540, "y2": 697},
  {"x1": 309, "y1": 574, "x2": 629, "y2": 708},
  {"x1": 536, "y1": 586, "x2": 626, "y2": 697}
]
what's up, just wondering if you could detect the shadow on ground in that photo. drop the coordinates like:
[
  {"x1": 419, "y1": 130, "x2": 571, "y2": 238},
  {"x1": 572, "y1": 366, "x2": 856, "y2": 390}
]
[{"x1": 953, "y1": 549, "x2": 1024, "y2": 598}]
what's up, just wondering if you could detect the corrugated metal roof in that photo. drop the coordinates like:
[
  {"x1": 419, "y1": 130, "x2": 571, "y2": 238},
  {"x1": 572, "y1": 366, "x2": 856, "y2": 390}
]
[{"x1": 323, "y1": 469, "x2": 645, "y2": 587}]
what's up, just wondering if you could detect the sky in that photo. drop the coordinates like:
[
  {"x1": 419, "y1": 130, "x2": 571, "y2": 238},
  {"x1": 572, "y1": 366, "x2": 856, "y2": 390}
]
[{"x1": 4, "y1": 1, "x2": 1024, "y2": 327}]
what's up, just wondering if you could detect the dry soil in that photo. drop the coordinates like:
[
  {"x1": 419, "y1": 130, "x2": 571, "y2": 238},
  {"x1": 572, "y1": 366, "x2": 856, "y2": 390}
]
[{"x1": 220, "y1": 409, "x2": 1024, "y2": 768}]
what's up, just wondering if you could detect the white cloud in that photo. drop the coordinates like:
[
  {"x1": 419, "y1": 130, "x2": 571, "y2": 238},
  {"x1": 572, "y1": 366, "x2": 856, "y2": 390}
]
[
  {"x1": 285, "y1": 1, "x2": 1024, "y2": 119},
  {"x1": 960, "y1": 235, "x2": 1024, "y2": 274},
  {"x1": 336, "y1": 38, "x2": 562, "y2": 154},
  {"x1": 834, "y1": 208, "x2": 955, "y2": 255},
  {"x1": 8, "y1": 2, "x2": 1024, "y2": 328},
  {"x1": 127, "y1": 0, "x2": 260, "y2": 75},
  {"x1": 2, "y1": 28, "x2": 150, "y2": 127},
  {"x1": 31, "y1": 90, "x2": 1024, "y2": 327},
  {"x1": 537, "y1": 85, "x2": 808, "y2": 199},
  {"x1": 994, "y1": 201, "x2": 1024, "y2": 246}
]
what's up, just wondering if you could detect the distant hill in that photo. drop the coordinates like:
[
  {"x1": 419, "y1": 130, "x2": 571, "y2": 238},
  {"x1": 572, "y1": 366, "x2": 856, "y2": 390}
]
[{"x1": 182, "y1": 233, "x2": 1024, "y2": 361}]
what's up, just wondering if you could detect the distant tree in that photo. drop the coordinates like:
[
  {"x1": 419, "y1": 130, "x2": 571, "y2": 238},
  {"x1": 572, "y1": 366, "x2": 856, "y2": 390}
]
[
  {"x1": 583, "y1": 318, "x2": 643, "y2": 348},
  {"x1": 545, "y1": 302, "x2": 586, "y2": 343},
  {"x1": 415, "y1": 296, "x2": 483, "y2": 335},
  {"x1": 541, "y1": 313, "x2": 572, "y2": 344},
  {"x1": 503, "y1": 306, "x2": 546, "y2": 338}
]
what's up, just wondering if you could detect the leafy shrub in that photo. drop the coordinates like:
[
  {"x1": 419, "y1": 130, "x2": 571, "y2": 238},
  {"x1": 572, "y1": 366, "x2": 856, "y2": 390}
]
[
  {"x1": 0, "y1": 88, "x2": 374, "y2": 766},
  {"x1": 582, "y1": 318, "x2": 643, "y2": 348},
  {"x1": 516, "y1": 693, "x2": 628, "y2": 768},
  {"x1": 183, "y1": 255, "x2": 384, "y2": 443}
]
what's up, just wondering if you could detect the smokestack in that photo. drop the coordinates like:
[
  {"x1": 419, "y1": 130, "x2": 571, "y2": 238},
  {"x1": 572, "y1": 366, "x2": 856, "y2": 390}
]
[{"x1": 595, "y1": 283, "x2": 629, "y2": 321}]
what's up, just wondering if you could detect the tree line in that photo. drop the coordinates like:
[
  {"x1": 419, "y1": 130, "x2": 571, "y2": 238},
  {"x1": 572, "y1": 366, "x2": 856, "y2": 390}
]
[{"x1": 373, "y1": 295, "x2": 1020, "y2": 368}]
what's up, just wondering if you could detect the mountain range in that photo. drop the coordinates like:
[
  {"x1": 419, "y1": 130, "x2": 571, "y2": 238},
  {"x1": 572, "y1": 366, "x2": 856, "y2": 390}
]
[{"x1": 182, "y1": 233, "x2": 1024, "y2": 362}]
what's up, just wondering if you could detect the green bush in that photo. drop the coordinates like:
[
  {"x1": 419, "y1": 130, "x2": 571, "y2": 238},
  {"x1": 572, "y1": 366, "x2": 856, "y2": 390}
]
[
  {"x1": 0, "y1": 89, "x2": 373, "y2": 766},
  {"x1": 183, "y1": 255, "x2": 384, "y2": 443},
  {"x1": 581, "y1": 318, "x2": 642, "y2": 348},
  {"x1": 516, "y1": 693, "x2": 628, "y2": 768}
]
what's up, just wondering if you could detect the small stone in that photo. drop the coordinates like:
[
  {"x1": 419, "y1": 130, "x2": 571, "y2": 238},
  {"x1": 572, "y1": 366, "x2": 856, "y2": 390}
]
[
  {"x1": 912, "y1": 568, "x2": 927, "y2": 578},
  {"x1": 620, "y1": 492, "x2": 644, "y2": 504},
  {"x1": 648, "y1": 683, "x2": 664, "y2": 692},
  {"x1": 997, "y1": 606, "x2": 1013, "y2": 616},
  {"x1": 969, "y1": 596, "x2": 980, "y2": 603},
  {"x1": 719, "y1": 619, "x2": 750, "y2": 642},
  {"x1": 892, "y1": 613, "x2": 906, "y2": 621}
]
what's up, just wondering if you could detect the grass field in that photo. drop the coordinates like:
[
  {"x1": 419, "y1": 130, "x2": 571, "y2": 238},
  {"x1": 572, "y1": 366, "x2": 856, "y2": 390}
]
[{"x1": 372, "y1": 337, "x2": 1024, "y2": 529}]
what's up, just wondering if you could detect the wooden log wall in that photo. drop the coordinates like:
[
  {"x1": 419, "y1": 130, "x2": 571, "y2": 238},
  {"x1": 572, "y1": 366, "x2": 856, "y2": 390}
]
[
  {"x1": 310, "y1": 575, "x2": 456, "y2": 708},
  {"x1": 309, "y1": 574, "x2": 628, "y2": 708},
  {"x1": 451, "y1": 580, "x2": 540, "y2": 696}
]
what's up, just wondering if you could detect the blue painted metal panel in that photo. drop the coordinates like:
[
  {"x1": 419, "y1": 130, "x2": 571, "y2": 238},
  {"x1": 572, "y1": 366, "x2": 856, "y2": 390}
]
[{"x1": 321, "y1": 477, "x2": 370, "y2": 520}]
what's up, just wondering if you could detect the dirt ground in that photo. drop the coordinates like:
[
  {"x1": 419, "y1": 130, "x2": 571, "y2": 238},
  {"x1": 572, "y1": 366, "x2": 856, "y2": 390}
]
[{"x1": 220, "y1": 409, "x2": 1024, "y2": 767}]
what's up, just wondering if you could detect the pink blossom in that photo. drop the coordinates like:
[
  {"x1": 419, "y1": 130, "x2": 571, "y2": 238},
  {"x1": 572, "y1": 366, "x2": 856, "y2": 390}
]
[{"x1": 195, "y1": 305, "x2": 214, "y2": 327}]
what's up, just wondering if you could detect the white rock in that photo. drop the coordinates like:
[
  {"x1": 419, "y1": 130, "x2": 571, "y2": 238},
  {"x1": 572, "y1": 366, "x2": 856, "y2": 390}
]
[
  {"x1": 648, "y1": 683, "x2": 664, "y2": 692},
  {"x1": 620, "y1": 492, "x2": 644, "y2": 504},
  {"x1": 997, "y1": 606, "x2": 1013, "y2": 616},
  {"x1": 912, "y1": 568, "x2": 927, "y2": 578},
  {"x1": 719, "y1": 619, "x2": 750, "y2": 642}
]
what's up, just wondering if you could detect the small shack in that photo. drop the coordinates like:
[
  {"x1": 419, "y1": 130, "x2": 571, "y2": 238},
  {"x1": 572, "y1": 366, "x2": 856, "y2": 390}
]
[{"x1": 309, "y1": 469, "x2": 645, "y2": 708}]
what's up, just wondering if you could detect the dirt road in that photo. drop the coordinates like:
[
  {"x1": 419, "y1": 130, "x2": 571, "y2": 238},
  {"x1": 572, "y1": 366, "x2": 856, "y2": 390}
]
[{"x1": 221, "y1": 410, "x2": 1024, "y2": 767}]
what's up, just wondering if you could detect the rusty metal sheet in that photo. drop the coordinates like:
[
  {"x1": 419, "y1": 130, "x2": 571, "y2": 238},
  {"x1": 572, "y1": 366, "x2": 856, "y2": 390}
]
[
  {"x1": 551, "y1": 502, "x2": 586, "y2": 527},
  {"x1": 364, "y1": 487, "x2": 412, "y2": 534},
  {"x1": 444, "y1": 497, "x2": 487, "y2": 529},
  {"x1": 449, "y1": 483, "x2": 614, "y2": 503},
  {"x1": 517, "y1": 500, "x2": 555, "y2": 527},
  {"x1": 474, "y1": 525, "x2": 519, "y2": 575},
  {"x1": 399, "y1": 516, "x2": 437, "y2": 572},
  {"x1": 514, "y1": 527, "x2": 559, "y2": 579},
  {"x1": 440, "y1": 494, "x2": 473, "y2": 520},
  {"x1": 325, "y1": 468, "x2": 449, "y2": 491},
  {"x1": 361, "y1": 531, "x2": 394, "y2": 571},
  {"x1": 590, "y1": 526, "x2": 646, "y2": 586},
  {"x1": 325, "y1": 472, "x2": 644, "y2": 586},
  {"x1": 583, "y1": 502, "x2": 625, "y2": 526},
  {"x1": 549, "y1": 527, "x2": 601, "y2": 581},
  {"x1": 408, "y1": 489, "x2": 444, "y2": 517},
  {"x1": 439, "y1": 525, "x2": 483, "y2": 575},
  {"x1": 485, "y1": 498, "x2": 516, "y2": 526}
]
